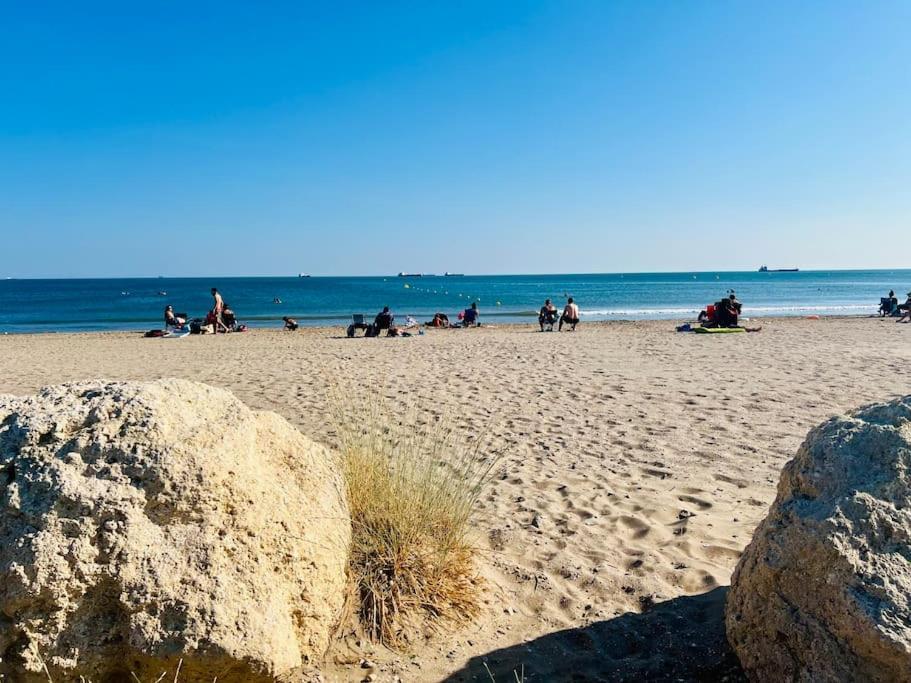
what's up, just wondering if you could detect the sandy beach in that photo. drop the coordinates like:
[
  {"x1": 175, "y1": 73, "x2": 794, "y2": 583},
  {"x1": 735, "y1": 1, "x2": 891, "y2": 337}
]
[{"x1": 2, "y1": 317, "x2": 909, "y2": 681}]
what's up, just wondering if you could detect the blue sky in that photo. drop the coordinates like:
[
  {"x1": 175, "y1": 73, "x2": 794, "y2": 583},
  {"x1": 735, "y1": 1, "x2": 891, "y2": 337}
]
[{"x1": 1, "y1": 1, "x2": 909, "y2": 277}]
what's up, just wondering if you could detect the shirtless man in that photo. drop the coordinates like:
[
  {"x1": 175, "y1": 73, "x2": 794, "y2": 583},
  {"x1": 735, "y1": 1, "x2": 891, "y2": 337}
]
[
  {"x1": 559, "y1": 297, "x2": 580, "y2": 331},
  {"x1": 211, "y1": 288, "x2": 228, "y2": 334}
]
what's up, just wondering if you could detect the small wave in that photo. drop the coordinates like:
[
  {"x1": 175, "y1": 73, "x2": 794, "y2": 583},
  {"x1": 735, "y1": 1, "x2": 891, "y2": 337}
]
[
  {"x1": 739, "y1": 304, "x2": 872, "y2": 313},
  {"x1": 580, "y1": 303, "x2": 874, "y2": 318},
  {"x1": 581, "y1": 307, "x2": 702, "y2": 317}
]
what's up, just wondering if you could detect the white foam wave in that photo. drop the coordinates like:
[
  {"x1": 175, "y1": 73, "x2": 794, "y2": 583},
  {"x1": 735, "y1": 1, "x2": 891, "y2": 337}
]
[{"x1": 580, "y1": 303, "x2": 875, "y2": 318}]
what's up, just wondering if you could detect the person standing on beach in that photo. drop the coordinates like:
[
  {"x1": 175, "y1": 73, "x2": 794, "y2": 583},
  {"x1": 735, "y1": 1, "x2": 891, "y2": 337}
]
[
  {"x1": 211, "y1": 287, "x2": 227, "y2": 334},
  {"x1": 559, "y1": 297, "x2": 580, "y2": 331}
]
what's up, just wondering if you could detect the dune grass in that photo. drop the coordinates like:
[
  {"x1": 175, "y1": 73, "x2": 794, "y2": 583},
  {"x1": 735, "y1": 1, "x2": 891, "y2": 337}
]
[
  {"x1": 32, "y1": 647, "x2": 189, "y2": 683},
  {"x1": 333, "y1": 395, "x2": 499, "y2": 647}
]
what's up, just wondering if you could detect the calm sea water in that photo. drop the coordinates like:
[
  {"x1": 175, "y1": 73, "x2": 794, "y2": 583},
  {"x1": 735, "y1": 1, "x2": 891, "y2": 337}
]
[{"x1": 0, "y1": 271, "x2": 906, "y2": 333}]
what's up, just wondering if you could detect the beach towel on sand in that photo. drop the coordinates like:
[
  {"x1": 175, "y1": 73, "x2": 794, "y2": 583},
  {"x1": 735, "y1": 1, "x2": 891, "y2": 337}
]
[{"x1": 694, "y1": 327, "x2": 745, "y2": 334}]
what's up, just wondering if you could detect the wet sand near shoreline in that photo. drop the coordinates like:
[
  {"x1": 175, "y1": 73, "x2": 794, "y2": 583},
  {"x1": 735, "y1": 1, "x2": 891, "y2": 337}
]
[{"x1": 2, "y1": 317, "x2": 909, "y2": 681}]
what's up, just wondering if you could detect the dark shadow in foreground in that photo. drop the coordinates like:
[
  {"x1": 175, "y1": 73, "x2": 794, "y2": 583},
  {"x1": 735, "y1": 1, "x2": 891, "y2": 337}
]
[{"x1": 444, "y1": 586, "x2": 744, "y2": 682}]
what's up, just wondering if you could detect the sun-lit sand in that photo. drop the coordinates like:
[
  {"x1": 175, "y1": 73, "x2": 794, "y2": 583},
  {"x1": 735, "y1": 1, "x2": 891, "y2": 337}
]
[{"x1": 2, "y1": 317, "x2": 909, "y2": 680}]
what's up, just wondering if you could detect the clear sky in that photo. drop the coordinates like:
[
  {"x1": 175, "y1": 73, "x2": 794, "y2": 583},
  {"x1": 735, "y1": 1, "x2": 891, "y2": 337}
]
[{"x1": 2, "y1": 1, "x2": 909, "y2": 277}]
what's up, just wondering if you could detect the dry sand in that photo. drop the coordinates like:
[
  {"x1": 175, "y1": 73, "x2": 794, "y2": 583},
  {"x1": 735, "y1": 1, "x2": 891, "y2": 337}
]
[{"x1": 2, "y1": 317, "x2": 909, "y2": 681}]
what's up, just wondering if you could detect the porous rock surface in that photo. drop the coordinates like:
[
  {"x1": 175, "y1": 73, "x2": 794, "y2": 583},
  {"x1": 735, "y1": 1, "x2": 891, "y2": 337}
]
[
  {"x1": 727, "y1": 397, "x2": 911, "y2": 682},
  {"x1": 0, "y1": 379, "x2": 350, "y2": 682}
]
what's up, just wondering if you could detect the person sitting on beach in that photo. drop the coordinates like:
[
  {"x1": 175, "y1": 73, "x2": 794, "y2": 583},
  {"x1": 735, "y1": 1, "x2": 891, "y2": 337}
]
[
  {"x1": 716, "y1": 293, "x2": 741, "y2": 327},
  {"x1": 898, "y1": 293, "x2": 911, "y2": 322},
  {"x1": 879, "y1": 292, "x2": 891, "y2": 316},
  {"x1": 164, "y1": 305, "x2": 186, "y2": 329},
  {"x1": 462, "y1": 302, "x2": 480, "y2": 327},
  {"x1": 559, "y1": 297, "x2": 580, "y2": 331},
  {"x1": 374, "y1": 306, "x2": 394, "y2": 333},
  {"x1": 539, "y1": 299, "x2": 558, "y2": 331},
  {"x1": 282, "y1": 316, "x2": 299, "y2": 331},
  {"x1": 880, "y1": 290, "x2": 899, "y2": 316},
  {"x1": 427, "y1": 312, "x2": 450, "y2": 328},
  {"x1": 221, "y1": 302, "x2": 237, "y2": 331}
]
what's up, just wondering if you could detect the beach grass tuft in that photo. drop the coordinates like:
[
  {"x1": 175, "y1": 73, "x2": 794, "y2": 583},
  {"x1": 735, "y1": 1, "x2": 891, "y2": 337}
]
[{"x1": 333, "y1": 394, "x2": 499, "y2": 647}]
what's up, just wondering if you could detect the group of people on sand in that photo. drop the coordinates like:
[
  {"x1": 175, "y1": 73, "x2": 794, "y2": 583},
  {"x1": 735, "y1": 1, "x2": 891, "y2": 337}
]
[
  {"x1": 155, "y1": 284, "x2": 911, "y2": 336},
  {"x1": 425, "y1": 302, "x2": 480, "y2": 329},
  {"x1": 349, "y1": 303, "x2": 478, "y2": 337},
  {"x1": 538, "y1": 297, "x2": 580, "y2": 332},
  {"x1": 697, "y1": 291, "x2": 743, "y2": 328},
  {"x1": 162, "y1": 289, "x2": 582, "y2": 337},
  {"x1": 879, "y1": 290, "x2": 911, "y2": 322},
  {"x1": 348, "y1": 297, "x2": 581, "y2": 338},
  {"x1": 162, "y1": 288, "x2": 241, "y2": 334}
]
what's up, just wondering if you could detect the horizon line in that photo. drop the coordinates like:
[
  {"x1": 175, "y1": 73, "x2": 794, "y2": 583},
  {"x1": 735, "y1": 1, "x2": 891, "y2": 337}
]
[{"x1": 4, "y1": 267, "x2": 911, "y2": 281}]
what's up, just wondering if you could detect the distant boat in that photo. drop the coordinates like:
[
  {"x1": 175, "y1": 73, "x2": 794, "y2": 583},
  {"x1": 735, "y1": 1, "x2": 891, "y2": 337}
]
[
  {"x1": 759, "y1": 265, "x2": 799, "y2": 272},
  {"x1": 298, "y1": 273, "x2": 311, "y2": 278},
  {"x1": 444, "y1": 272, "x2": 465, "y2": 277},
  {"x1": 398, "y1": 272, "x2": 423, "y2": 277}
]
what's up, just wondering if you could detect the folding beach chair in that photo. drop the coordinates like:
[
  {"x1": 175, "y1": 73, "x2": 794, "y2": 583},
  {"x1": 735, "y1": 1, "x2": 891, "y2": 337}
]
[{"x1": 347, "y1": 314, "x2": 370, "y2": 337}]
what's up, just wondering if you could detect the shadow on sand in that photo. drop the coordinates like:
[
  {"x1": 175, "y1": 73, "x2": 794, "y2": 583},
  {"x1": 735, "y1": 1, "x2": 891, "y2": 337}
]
[{"x1": 444, "y1": 587, "x2": 744, "y2": 682}]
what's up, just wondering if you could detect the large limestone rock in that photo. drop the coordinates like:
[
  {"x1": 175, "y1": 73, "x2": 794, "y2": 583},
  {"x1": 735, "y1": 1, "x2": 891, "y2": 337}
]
[
  {"x1": 727, "y1": 397, "x2": 911, "y2": 682},
  {"x1": 0, "y1": 380, "x2": 350, "y2": 682}
]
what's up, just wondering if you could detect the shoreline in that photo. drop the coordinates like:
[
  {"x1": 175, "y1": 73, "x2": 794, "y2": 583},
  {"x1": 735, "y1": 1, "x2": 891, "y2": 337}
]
[{"x1": 0, "y1": 312, "x2": 892, "y2": 338}]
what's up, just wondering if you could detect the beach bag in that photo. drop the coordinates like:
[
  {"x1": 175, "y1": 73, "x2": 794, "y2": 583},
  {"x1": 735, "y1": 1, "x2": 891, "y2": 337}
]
[{"x1": 144, "y1": 329, "x2": 166, "y2": 338}]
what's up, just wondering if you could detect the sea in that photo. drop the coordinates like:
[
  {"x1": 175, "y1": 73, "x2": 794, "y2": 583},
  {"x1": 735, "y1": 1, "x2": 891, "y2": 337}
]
[{"x1": 0, "y1": 270, "x2": 906, "y2": 334}]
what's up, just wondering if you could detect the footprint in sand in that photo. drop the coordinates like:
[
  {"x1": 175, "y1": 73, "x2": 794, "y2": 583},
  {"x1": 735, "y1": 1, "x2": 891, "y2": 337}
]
[
  {"x1": 713, "y1": 473, "x2": 749, "y2": 489},
  {"x1": 617, "y1": 515, "x2": 651, "y2": 539},
  {"x1": 681, "y1": 570, "x2": 719, "y2": 592},
  {"x1": 677, "y1": 494, "x2": 713, "y2": 510},
  {"x1": 702, "y1": 544, "x2": 743, "y2": 562},
  {"x1": 642, "y1": 467, "x2": 673, "y2": 480}
]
